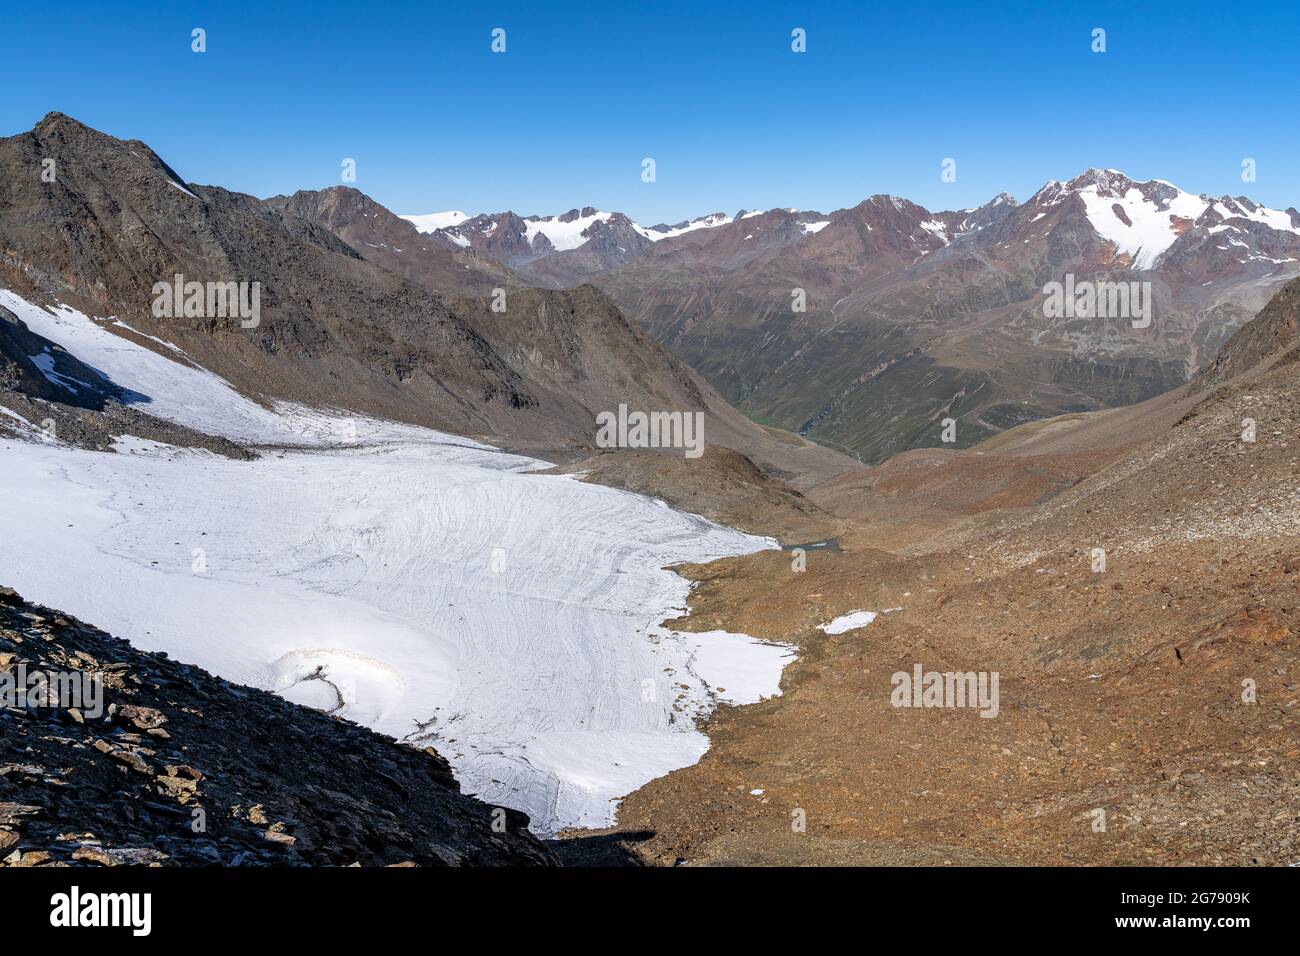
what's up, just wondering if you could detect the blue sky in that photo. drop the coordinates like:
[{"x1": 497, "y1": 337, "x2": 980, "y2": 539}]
[{"x1": 4, "y1": 0, "x2": 1299, "y2": 222}]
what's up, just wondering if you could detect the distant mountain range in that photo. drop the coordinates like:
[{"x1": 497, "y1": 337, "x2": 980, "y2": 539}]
[
  {"x1": 402, "y1": 171, "x2": 1300, "y2": 461},
  {"x1": 404, "y1": 170, "x2": 1300, "y2": 291}
]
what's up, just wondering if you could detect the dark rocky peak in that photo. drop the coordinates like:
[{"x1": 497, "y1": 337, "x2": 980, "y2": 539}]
[
  {"x1": 555, "y1": 206, "x2": 600, "y2": 223},
  {"x1": 29, "y1": 111, "x2": 199, "y2": 201},
  {"x1": 1065, "y1": 167, "x2": 1138, "y2": 195},
  {"x1": 935, "y1": 192, "x2": 1021, "y2": 237}
]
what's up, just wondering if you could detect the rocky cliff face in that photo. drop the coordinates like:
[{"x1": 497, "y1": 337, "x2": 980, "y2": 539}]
[{"x1": 0, "y1": 587, "x2": 555, "y2": 867}]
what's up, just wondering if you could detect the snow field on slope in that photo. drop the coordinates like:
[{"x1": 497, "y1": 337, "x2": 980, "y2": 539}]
[
  {"x1": 1078, "y1": 185, "x2": 1207, "y2": 270},
  {"x1": 0, "y1": 292, "x2": 790, "y2": 833},
  {"x1": 403, "y1": 210, "x2": 470, "y2": 233},
  {"x1": 522, "y1": 211, "x2": 614, "y2": 251},
  {"x1": 1077, "y1": 183, "x2": 1300, "y2": 271}
]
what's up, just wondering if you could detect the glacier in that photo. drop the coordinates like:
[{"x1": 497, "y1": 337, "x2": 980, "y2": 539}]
[{"x1": 0, "y1": 291, "x2": 792, "y2": 834}]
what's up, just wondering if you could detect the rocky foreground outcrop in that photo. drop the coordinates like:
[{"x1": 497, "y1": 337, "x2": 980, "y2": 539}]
[{"x1": 0, "y1": 587, "x2": 555, "y2": 866}]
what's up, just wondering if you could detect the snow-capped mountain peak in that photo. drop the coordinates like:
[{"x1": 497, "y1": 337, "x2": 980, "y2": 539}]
[
  {"x1": 403, "y1": 207, "x2": 640, "y2": 258},
  {"x1": 1028, "y1": 169, "x2": 1300, "y2": 270},
  {"x1": 521, "y1": 208, "x2": 623, "y2": 251},
  {"x1": 398, "y1": 172, "x2": 1299, "y2": 282}
]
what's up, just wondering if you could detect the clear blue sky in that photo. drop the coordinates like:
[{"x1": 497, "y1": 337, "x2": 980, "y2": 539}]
[{"x1": 4, "y1": 0, "x2": 1298, "y2": 222}]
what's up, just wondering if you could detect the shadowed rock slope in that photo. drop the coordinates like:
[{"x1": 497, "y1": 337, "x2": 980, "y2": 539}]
[{"x1": 1192, "y1": 274, "x2": 1300, "y2": 391}]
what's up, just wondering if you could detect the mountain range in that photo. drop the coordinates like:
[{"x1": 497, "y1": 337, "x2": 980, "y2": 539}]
[{"x1": 399, "y1": 170, "x2": 1300, "y2": 461}]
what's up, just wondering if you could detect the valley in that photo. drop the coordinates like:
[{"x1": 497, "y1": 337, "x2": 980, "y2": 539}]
[{"x1": 613, "y1": 306, "x2": 1300, "y2": 865}]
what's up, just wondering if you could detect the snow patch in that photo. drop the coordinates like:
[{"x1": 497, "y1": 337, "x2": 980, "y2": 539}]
[
  {"x1": 640, "y1": 213, "x2": 734, "y2": 241},
  {"x1": 167, "y1": 179, "x2": 200, "y2": 200},
  {"x1": 919, "y1": 219, "x2": 950, "y2": 244},
  {"x1": 29, "y1": 350, "x2": 94, "y2": 394},
  {"x1": 675, "y1": 629, "x2": 795, "y2": 706},
  {"x1": 523, "y1": 211, "x2": 615, "y2": 251},
  {"x1": 403, "y1": 211, "x2": 470, "y2": 233},
  {"x1": 817, "y1": 610, "x2": 878, "y2": 634},
  {"x1": 110, "y1": 435, "x2": 178, "y2": 456}
]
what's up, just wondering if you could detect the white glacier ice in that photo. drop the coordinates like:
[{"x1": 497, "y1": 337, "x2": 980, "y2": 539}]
[{"x1": 0, "y1": 291, "x2": 791, "y2": 834}]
